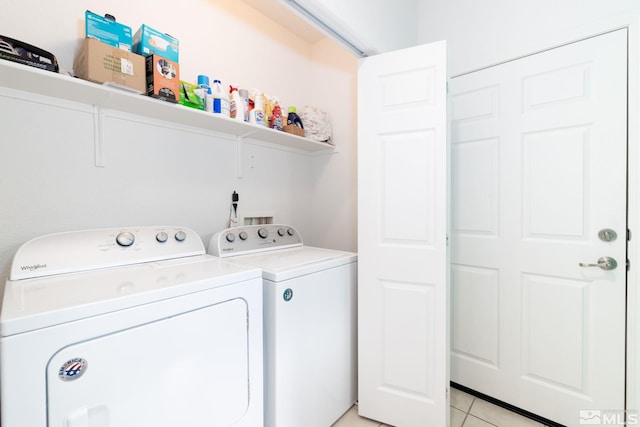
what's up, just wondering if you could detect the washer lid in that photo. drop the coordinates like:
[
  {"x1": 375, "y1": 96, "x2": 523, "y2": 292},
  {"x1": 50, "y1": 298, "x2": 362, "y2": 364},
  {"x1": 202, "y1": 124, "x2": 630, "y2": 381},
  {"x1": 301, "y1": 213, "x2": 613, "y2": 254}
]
[
  {"x1": 0, "y1": 255, "x2": 261, "y2": 337},
  {"x1": 226, "y1": 246, "x2": 357, "y2": 281}
]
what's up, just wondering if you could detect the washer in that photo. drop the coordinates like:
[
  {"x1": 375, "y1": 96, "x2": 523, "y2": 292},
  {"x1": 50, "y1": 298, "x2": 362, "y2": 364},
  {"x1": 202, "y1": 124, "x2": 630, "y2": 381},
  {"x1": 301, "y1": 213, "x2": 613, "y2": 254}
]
[
  {"x1": 0, "y1": 226, "x2": 264, "y2": 427},
  {"x1": 208, "y1": 224, "x2": 357, "y2": 427}
]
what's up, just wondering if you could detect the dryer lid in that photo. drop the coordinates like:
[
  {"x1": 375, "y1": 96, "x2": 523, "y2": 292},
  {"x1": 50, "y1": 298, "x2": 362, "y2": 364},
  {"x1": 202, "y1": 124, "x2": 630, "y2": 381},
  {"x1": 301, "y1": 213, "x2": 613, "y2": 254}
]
[{"x1": 226, "y1": 246, "x2": 357, "y2": 281}]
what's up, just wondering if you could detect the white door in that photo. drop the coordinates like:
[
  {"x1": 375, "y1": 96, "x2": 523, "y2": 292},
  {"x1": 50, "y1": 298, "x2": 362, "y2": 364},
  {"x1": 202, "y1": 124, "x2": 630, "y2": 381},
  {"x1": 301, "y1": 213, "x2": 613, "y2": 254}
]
[
  {"x1": 358, "y1": 41, "x2": 448, "y2": 427},
  {"x1": 450, "y1": 29, "x2": 627, "y2": 426}
]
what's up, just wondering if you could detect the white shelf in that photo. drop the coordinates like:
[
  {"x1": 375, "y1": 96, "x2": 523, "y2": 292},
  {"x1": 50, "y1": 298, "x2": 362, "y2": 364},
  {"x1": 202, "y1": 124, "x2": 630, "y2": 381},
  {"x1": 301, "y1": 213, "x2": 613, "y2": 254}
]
[{"x1": 0, "y1": 60, "x2": 333, "y2": 153}]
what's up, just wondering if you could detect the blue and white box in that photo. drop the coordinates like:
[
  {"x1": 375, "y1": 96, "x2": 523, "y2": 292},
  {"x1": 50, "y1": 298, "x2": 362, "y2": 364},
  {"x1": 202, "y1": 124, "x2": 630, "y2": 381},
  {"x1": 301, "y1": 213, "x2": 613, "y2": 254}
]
[
  {"x1": 85, "y1": 10, "x2": 132, "y2": 52},
  {"x1": 133, "y1": 24, "x2": 179, "y2": 63}
]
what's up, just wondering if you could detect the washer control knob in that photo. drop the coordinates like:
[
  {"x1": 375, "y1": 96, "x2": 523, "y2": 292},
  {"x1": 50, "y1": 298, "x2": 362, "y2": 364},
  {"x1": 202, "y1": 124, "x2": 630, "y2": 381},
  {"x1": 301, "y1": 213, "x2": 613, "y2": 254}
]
[
  {"x1": 116, "y1": 231, "x2": 135, "y2": 247},
  {"x1": 156, "y1": 232, "x2": 168, "y2": 243},
  {"x1": 258, "y1": 228, "x2": 269, "y2": 239},
  {"x1": 287, "y1": 228, "x2": 295, "y2": 236},
  {"x1": 239, "y1": 231, "x2": 248, "y2": 240},
  {"x1": 278, "y1": 228, "x2": 286, "y2": 237},
  {"x1": 175, "y1": 231, "x2": 187, "y2": 242},
  {"x1": 226, "y1": 233, "x2": 236, "y2": 243}
]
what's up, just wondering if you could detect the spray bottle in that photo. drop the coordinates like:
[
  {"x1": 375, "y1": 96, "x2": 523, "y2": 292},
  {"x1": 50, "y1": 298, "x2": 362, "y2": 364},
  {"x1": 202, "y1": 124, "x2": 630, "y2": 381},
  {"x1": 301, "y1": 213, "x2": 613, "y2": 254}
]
[
  {"x1": 269, "y1": 97, "x2": 284, "y2": 131},
  {"x1": 239, "y1": 89, "x2": 250, "y2": 122},
  {"x1": 229, "y1": 86, "x2": 244, "y2": 122}
]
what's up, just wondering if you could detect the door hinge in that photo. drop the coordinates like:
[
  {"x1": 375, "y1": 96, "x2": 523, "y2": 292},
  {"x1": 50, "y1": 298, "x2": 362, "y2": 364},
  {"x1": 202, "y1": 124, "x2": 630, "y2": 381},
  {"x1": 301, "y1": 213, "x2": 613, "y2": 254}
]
[
  {"x1": 628, "y1": 229, "x2": 632, "y2": 241},
  {"x1": 627, "y1": 258, "x2": 630, "y2": 271}
]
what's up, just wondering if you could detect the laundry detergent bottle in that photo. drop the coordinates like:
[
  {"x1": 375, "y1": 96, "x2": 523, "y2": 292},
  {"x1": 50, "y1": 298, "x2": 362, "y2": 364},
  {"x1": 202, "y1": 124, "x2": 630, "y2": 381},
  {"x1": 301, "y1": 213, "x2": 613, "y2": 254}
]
[
  {"x1": 212, "y1": 80, "x2": 230, "y2": 117},
  {"x1": 287, "y1": 106, "x2": 304, "y2": 129}
]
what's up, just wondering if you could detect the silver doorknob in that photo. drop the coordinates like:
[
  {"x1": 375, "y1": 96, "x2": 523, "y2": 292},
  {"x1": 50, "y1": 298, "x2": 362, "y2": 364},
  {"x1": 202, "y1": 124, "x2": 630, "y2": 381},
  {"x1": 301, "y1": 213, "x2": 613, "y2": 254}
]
[{"x1": 579, "y1": 256, "x2": 617, "y2": 270}]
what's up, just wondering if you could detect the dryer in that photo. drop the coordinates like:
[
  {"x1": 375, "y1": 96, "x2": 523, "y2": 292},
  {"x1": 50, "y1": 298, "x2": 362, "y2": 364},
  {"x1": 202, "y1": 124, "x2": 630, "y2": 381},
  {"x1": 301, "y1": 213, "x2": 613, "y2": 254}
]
[
  {"x1": 208, "y1": 224, "x2": 357, "y2": 427},
  {"x1": 0, "y1": 226, "x2": 263, "y2": 427}
]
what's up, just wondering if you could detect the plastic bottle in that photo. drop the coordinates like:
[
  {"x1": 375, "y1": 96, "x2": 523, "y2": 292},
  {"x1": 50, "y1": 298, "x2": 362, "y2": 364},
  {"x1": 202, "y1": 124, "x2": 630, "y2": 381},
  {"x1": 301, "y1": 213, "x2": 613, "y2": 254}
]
[
  {"x1": 229, "y1": 86, "x2": 245, "y2": 122},
  {"x1": 264, "y1": 96, "x2": 273, "y2": 126},
  {"x1": 212, "y1": 80, "x2": 230, "y2": 117},
  {"x1": 198, "y1": 75, "x2": 213, "y2": 113},
  {"x1": 250, "y1": 90, "x2": 266, "y2": 126},
  {"x1": 269, "y1": 99, "x2": 284, "y2": 131},
  {"x1": 238, "y1": 89, "x2": 250, "y2": 122},
  {"x1": 287, "y1": 106, "x2": 304, "y2": 129}
]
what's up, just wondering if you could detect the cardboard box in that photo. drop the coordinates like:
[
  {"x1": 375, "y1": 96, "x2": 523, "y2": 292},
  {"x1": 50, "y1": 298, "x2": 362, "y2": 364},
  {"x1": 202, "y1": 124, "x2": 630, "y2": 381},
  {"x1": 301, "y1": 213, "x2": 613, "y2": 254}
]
[
  {"x1": 133, "y1": 25, "x2": 179, "y2": 63},
  {"x1": 85, "y1": 10, "x2": 132, "y2": 52},
  {"x1": 0, "y1": 34, "x2": 59, "y2": 72},
  {"x1": 179, "y1": 81, "x2": 205, "y2": 110},
  {"x1": 145, "y1": 54, "x2": 180, "y2": 103},
  {"x1": 73, "y1": 38, "x2": 145, "y2": 93}
]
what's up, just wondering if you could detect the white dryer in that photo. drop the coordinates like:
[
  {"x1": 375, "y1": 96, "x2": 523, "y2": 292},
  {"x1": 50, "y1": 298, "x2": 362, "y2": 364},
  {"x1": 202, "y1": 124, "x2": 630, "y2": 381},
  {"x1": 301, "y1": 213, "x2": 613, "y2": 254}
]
[
  {"x1": 208, "y1": 224, "x2": 357, "y2": 427},
  {"x1": 0, "y1": 226, "x2": 264, "y2": 427}
]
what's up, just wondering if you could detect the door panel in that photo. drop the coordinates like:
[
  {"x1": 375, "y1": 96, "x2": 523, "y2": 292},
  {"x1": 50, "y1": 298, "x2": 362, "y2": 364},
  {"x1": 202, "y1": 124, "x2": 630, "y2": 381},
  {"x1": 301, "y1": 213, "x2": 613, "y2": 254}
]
[
  {"x1": 358, "y1": 42, "x2": 448, "y2": 427},
  {"x1": 450, "y1": 29, "x2": 627, "y2": 426}
]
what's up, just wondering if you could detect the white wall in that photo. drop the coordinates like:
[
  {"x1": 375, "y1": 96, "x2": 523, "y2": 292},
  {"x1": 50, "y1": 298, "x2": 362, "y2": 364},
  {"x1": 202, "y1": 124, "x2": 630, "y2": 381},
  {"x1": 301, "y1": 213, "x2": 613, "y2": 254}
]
[
  {"x1": 418, "y1": 0, "x2": 639, "y2": 76},
  {"x1": 0, "y1": 0, "x2": 359, "y2": 279},
  {"x1": 308, "y1": 37, "x2": 358, "y2": 250}
]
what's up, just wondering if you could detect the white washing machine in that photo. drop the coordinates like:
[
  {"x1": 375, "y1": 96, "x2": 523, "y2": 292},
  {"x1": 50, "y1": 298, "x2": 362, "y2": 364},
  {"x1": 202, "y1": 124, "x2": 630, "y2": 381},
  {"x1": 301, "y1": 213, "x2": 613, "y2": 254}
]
[
  {"x1": 0, "y1": 226, "x2": 264, "y2": 427},
  {"x1": 208, "y1": 224, "x2": 357, "y2": 427}
]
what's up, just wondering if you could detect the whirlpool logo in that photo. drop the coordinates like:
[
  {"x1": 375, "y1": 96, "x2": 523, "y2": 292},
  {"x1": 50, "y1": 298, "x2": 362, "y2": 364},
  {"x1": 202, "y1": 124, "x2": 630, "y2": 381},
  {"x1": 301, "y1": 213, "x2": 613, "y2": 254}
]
[{"x1": 20, "y1": 263, "x2": 47, "y2": 272}]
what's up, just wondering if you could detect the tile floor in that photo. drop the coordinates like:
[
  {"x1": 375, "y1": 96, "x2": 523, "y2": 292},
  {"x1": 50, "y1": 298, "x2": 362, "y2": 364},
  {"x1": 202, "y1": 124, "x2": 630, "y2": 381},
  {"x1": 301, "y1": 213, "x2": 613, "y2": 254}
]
[{"x1": 332, "y1": 388, "x2": 550, "y2": 427}]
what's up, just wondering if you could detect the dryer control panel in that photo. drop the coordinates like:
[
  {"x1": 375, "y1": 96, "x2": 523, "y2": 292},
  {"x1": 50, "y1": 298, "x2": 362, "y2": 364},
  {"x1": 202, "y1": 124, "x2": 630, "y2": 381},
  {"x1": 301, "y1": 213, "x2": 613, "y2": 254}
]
[
  {"x1": 209, "y1": 224, "x2": 303, "y2": 257},
  {"x1": 10, "y1": 226, "x2": 205, "y2": 280}
]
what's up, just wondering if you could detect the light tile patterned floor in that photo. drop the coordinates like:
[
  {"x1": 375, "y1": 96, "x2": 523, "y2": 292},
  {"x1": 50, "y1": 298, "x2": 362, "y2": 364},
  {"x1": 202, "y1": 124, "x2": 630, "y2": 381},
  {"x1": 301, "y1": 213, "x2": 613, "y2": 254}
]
[{"x1": 332, "y1": 388, "x2": 550, "y2": 427}]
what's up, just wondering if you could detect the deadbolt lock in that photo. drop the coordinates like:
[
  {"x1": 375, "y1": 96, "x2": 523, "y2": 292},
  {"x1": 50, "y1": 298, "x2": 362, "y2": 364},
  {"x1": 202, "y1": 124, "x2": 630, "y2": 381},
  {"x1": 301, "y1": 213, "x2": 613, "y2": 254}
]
[{"x1": 598, "y1": 229, "x2": 617, "y2": 242}]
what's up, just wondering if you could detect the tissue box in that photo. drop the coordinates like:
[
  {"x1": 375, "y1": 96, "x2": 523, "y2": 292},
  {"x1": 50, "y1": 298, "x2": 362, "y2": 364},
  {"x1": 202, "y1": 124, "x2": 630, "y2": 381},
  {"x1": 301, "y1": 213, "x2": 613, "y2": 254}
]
[
  {"x1": 73, "y1": 38, "x2": 145, "y2": 93},
  {"x1": 179, "y1": 81, "x2": 205, "y2": 110},
  {"x1": 145, "y1": 54, "x2": 180, "y2": 103},
  {"x1": 85, "y1": 10, "x2": 132, "y2": 52},
  {"x1": 133, "y1": 25, "x2": 179, "y2": 63}
]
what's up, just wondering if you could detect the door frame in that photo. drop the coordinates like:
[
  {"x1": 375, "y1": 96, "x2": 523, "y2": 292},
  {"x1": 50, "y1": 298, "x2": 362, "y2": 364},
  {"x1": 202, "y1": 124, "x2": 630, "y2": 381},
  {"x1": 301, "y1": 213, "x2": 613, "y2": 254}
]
[
  {"x1": 627, "y1": 17, "x2": 640, "y2": 417},
  {"x1": 449, "y1": 15, "x2": 640, "y2": 416}
]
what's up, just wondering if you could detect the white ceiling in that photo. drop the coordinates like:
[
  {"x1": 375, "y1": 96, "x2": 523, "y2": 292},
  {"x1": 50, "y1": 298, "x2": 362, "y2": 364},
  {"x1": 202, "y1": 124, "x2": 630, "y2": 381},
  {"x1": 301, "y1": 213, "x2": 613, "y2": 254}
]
[{"x1": 242, "y1": 0, "x2": 325, "y2": 43}]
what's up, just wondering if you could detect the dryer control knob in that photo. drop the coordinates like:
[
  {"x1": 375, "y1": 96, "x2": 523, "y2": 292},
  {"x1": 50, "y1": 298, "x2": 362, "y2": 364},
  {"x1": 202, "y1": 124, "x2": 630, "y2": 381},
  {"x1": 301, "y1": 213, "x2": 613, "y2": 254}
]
[
  {"x1": 278, "y1": 228, "x2": 286, "y2": 237},
  {"x1": 226, "y1": 233, "x2": 236, "y2": 243},
  {"x1": 116, "y1": 231, "x2": 135, "y2": 247},
  {"x1": 239, "y1": 231, "x2": 248, "y2": 240},
  {"x1": 156, "y1": 232, "x2": 168, "y2": 243},
  {"x1": 287, "y1": 228, "x2": 295, "y2": 236},
  {"x1": 258, "y1": 228, "x2": 269, "y2": 239},
  {"x1": 175, "y1": 231, "x2": 187, "y2": 242}
]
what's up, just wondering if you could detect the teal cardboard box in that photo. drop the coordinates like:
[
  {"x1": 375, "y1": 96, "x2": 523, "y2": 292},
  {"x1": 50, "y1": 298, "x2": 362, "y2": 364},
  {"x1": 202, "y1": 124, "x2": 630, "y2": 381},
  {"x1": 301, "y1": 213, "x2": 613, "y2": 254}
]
[
  {"x1": 85, "y1": 10, "x2": 132, "y2": 52},
  {"x1": 133, "y1": 24, "x2": 179, "y2": 63}
]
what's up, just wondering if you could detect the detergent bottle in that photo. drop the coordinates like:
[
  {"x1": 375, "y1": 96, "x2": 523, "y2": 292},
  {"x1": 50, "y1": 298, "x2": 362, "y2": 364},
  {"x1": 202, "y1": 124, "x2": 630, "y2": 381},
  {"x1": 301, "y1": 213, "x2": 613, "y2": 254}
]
[
  {"x1": 287, "y1": 106, "x2": 304, "y2": 129},
  {"x1": 212, "y1": 80, "x2": 230, "y2": 117}
]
